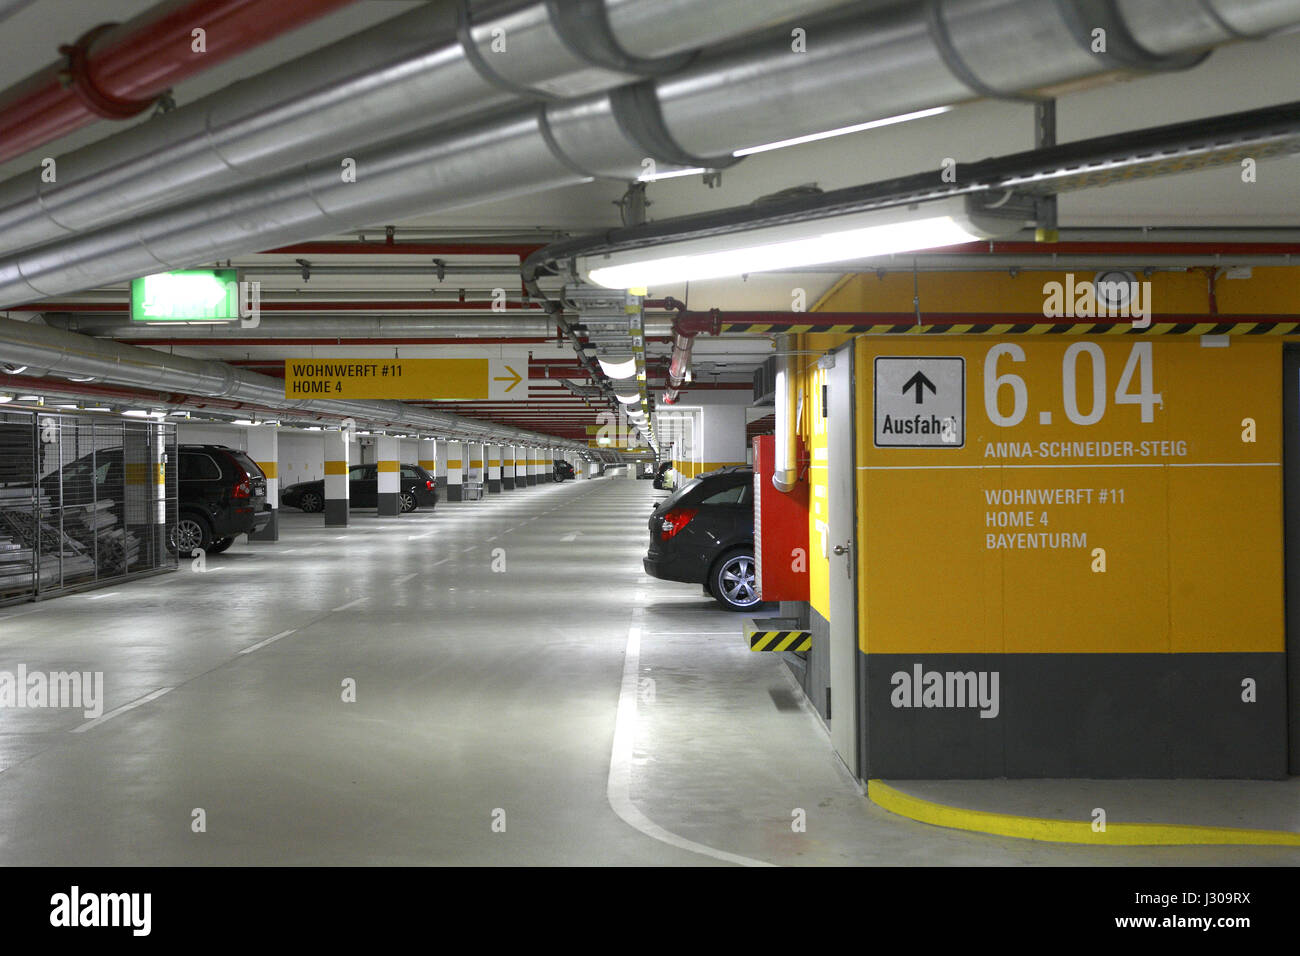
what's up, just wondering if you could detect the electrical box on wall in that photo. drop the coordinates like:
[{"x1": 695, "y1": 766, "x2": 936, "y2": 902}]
[{"x1": 752, "y1": 434, "x2": 810, "y2": 602}]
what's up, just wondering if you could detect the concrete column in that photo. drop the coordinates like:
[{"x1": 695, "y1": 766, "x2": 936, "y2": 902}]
[
  {"x1": 527, "y1": 447, "x2": 538, "y2": 486},
  {"x1": 123, "y1": 422, "x2": 166, "y2": 564},
  {"x1": 468, "y1": 444, "x2": 484, "y2": 487},
  {"x1": 487, "y1": 445, "x2": 502, "y2": 493},
  {"x1": 418, "y1": 438, "x2": 438, "y2": 494},
  {"x1": 324, "y1": 429, "x2": 350, "y2": 526},
  {"x1": 433, "y1": 439, "x2": 448, "y2": 494},
  {"x1": 514, "y1": 445, "x2": 527, "y2": 488},
  {"x1": 247, "y1": 425, "x2": 279, "y2": 541},
  {"x1": 445, "y1": 441, "x2": 464, "y2": 501},
  {"x1": 377, "y1": 435, "x2": 401, "y2": 516},
  {"x1": 543, "y1": 449, "x2": 553, "y2": 482},
  {"x1": 501, "y1": 446, "x2": 516, "y2": 490},
  {"x1": 698, "y1": 404, "x2": 749, "y2": 473}
]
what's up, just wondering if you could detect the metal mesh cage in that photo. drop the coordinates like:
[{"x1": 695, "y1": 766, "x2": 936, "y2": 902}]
[{"x1": 0, "y1": 409, "x2": 178, "y2": 604}]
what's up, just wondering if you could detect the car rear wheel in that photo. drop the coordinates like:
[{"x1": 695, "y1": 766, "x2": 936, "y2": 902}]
[
  {"x1": 710, "y1": 549, "x2": 760, "y2": 611},
  {"x1": 170, "y1": 513, "x2": 213, "y2": 554},
  {"x1": 208, "y1": 536, "x2": 235, "y2": 554},
  {"x1": 399, "y1": 491, "x2": 418, "y2": 513},
  {"x1": 298, "y1": 491, "x2": 323, "y2": 513}
]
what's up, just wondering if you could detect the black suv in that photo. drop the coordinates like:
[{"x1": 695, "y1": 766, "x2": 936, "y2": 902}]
[
  {"x1": 553, "y1": 460, "x2": 575, "y2": 481},
  {"x1": 173, "y1": 444, "x2": 271, "y2": 553},
  {"x1": 643, "y1": 466, "x2": 757, "y2": 611},
  {"x1": 45, "y1": 444, "x2": 270, "y2": 555}
]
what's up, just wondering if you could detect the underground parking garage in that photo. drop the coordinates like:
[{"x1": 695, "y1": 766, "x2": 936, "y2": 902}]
[{"x1": 0, "y1": 0, "x2": 1299, "y2": 928}]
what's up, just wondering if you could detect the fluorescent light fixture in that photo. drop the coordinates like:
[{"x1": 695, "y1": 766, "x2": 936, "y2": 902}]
[
  {"x1": 615, "y1": 389, "x2": 640, "y2": 404},
  {"x1": 0, "y1": 396, "x2": 11, "y2": 403},
  {"x1": 733, "y1": 107, "x2": 952, "y2": 157},
  {"x1": 579, "y1": 195, "x2": 1024, "y2": 290},
  {"x1": 123, "y1": 409, "x2": 166, "y2": 419},
  {"x1": 598, "y1": 355, "x2": 638, "y2": 380},
  {"x1": 638, "y1": 166, "x2": 706, "y2": 182}
]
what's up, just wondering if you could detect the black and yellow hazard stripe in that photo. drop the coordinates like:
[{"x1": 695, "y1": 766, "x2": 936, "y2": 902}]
[
  {"x1": 749, "y1": 630, "x2": 812, "y2": 652},
  {"x1": 721, "y1": 320, "x2": 1300, "y2": 336}
]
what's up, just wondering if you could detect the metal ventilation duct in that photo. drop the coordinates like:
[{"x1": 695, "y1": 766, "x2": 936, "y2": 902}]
[
  {"x1": 0, "y1": 0, "x2": 857, "y2": 255},
  {"x1": 0, "y1": 0, "x2": 1297, "y2": 308},
  {"x1": 0, "y1": 316, "x2": 590, "y2": 450}
]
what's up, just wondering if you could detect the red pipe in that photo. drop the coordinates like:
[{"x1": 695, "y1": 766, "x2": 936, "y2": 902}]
[
  {"x1": 29, "y1": 301, "x2": 546, "y2": 312},
  {"x1": 0, "y1": 0, "x2": 357, "y2": 164}
]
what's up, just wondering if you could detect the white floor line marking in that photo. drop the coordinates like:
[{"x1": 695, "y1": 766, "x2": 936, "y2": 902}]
[
  {"x1": 395, "y1": 572, "x2": 419, "y2": 585},
  {"x1": 240, "y1": 629, "x2": 297, "y2": 655},
  {"x1": 331, "y1": 597, "x2": 365, "y2": 612},
  {"x1": 486, "y1": 535, "x2": 498, "y2": 541},
  {"x1": 432, "y1": 558, "x2": 450, "y2": 567},
  {"x1": 279, "y1": 549, "x2": 299, "y2": 554},
  {"x1": 607, "y1": 623, "x2": 774, "y2": 867},
  {"x1": 407, "y1": 531, "x2": 436, "y2": 540},
  {"x1": 334, "y1": 535, "x2": 347, "y2": 539},
  {"x1": 72, "y1": 686, "x2": 173, "y2": 734}
]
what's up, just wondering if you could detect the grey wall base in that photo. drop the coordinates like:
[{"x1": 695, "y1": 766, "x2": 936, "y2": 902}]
[
  {"x1": 378, "y1": 492, "x2": 399, "y2": 516},
  {"x1": 502, "y1": 476, "x2": 515, "y2": 490},
  {"x1": 861, "y1": 652, "x2": 1287, "y2": 779},
  {"x1": 324, "y1": 499, "x2": 348, "y2": 526},
  {"x1": 488, "y1": 478, "x2": 502, "y2": 493},
  {"x1": 248, "y1": 510, "x2": 279, "y2": 542},
  {"x1": 527, "y1": 474, "x2": 537, "y2": 486},
  {"x1": 786, "y1": 604, "x2": 829, "y2": 720},
  {"x1": 446, "y1": 484, "x2": 463, "y2": 502}
]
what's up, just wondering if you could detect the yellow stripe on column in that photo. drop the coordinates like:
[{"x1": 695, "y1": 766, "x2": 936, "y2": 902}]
[
  {"x1": 377, "y1": 461, "x2": 399, "y2": 472},
  {"x1": 470, "y1": 460, "x2": 483, "y2": 468},
  {"x1": 418, "y1": 460, "x2": 436, "y2": 470},
  {"x1": 256, "y1": 461, "x2": 278, "y2": 479},
  {"x1": 325, "y1": 460, "x2": 348, "y2": 475},
  {"x1": 446, "y1": 459, "x2": 463, "y2": 468}
]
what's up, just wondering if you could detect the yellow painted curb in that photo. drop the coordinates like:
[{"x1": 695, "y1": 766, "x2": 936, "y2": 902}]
[{"x1": 867, "y1": 780, "x2": 1300, "y2": 847}]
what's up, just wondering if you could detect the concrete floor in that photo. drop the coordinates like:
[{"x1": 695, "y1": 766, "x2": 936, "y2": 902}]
[{"x1": 0, "y1": 475, "x2": 1296, "y2": 866}]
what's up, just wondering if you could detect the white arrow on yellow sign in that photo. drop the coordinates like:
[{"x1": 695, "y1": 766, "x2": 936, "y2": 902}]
[{"x1": 284, "y1": 358, "x2": 530, "y2": 401}]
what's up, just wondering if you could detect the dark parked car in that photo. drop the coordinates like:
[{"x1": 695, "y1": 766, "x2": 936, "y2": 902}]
[
  {"x1": 642, "y1": 466, "x2": 757, "y2": 611},
  {"x1": 553, "y1": 460, "x2": 575, "y2": 481},
  {"x1": 281, "y1": 463, "x2": 437, "y2": 514},
  {"x1": 46, "y1": 443, "x2": 271, "y2": 555}
]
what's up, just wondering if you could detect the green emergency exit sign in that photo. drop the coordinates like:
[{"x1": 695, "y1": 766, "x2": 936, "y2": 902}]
[{"x1": 130, "y1": 269, "x2": 239, "y2": 322}]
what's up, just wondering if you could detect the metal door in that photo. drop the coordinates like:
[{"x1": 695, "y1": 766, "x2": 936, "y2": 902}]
[{"x1": 826, "y1": 344, "x2": 860, "y2": 776}]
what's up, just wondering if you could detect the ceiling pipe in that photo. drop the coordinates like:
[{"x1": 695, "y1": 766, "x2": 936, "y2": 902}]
[
  {"x1": 659, "y1": 296, "x2": 702, "y2": 405},
  {"x1": 37, "y1": 313, "x2": 683, "y2": 340},
  {"x1": 0, "y1": 0, "x2": 359, "y2": 165},
  {"x1": 0, "y1": 316, "x2": 590, "y2": 450},
  {"x1": 3, "y1": 0, "x2": 1299, "y2": 307},
  {"x1": 0, "y1": 0, "x2": 858, "y2": 255},
  {"x1": 772, "y1": 335, "x2": 799, "y2": 494}
]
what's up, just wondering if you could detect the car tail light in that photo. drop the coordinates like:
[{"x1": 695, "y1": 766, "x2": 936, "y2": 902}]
[
  {"x1": 425, "y1": 479, "x2": 435, "y2": 490},
  {"x1": 232, "y1": 477, "x2": 252, "y2": 499},
  {"x1": 659, "y1": 507, "x2": 697, "y2": 540}
]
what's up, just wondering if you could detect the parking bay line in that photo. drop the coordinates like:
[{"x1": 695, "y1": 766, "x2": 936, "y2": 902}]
[
  {"x1": 331, "y1": 597, "x2": 366, "y2": 612},
  {"x1": 607, "y1": 623, "x2": 773, "y2": 867},
  {"x1": 71, "y1": 686, "x2": 173, "y2": 734},
  {"x1": 395, "y1": 572, "x2": 419, "y2": 585},
  {"x1": 240, "y1": 628, "x2": 298, "y2": 655}
]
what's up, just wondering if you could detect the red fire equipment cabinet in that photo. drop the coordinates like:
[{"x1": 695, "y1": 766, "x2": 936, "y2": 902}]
[{"x1": 752, "y1": 434, "x2": 810, "y2": 602}]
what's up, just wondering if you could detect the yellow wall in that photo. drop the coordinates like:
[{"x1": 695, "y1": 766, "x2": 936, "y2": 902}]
[
  {"x1": 815, "y1": 266, "x2": 1300, "y2": 316},
  {"x1": 852, "y1": 336, "x2": 1283, "y2": 655}
]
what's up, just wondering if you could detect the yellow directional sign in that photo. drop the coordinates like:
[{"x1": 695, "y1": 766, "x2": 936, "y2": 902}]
[{"x1": 284, "y1": 358, "x2": 528, "y2": 400}]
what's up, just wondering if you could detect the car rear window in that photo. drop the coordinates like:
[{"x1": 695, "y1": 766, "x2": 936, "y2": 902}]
[
  {"x1": 656, "y1": 476, "x2": 703, "y2": 511},
  {"x1": 701, "y1": 484, "x2": 747, "y2": 506},
  {"x1": 179, "y1": 452, "x2": 221, "y2": 481},
  {"x1": 401, "y1": 466, "x2": 426, "y2": 480},
  {"x1": 224, "y1": 450, "x2": 264, "y2": 479}
]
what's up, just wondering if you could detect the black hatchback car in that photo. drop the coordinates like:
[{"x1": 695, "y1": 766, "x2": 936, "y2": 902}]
[
  {"x1": 643, "y1": 466, "x2": 757, "y2": 611},
  {"x1": 281, "y1": 463, "x2": 437, "y2": 513},
  {"x1": 553, "y1": 460, "x2": 575, "y2": 481}
]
